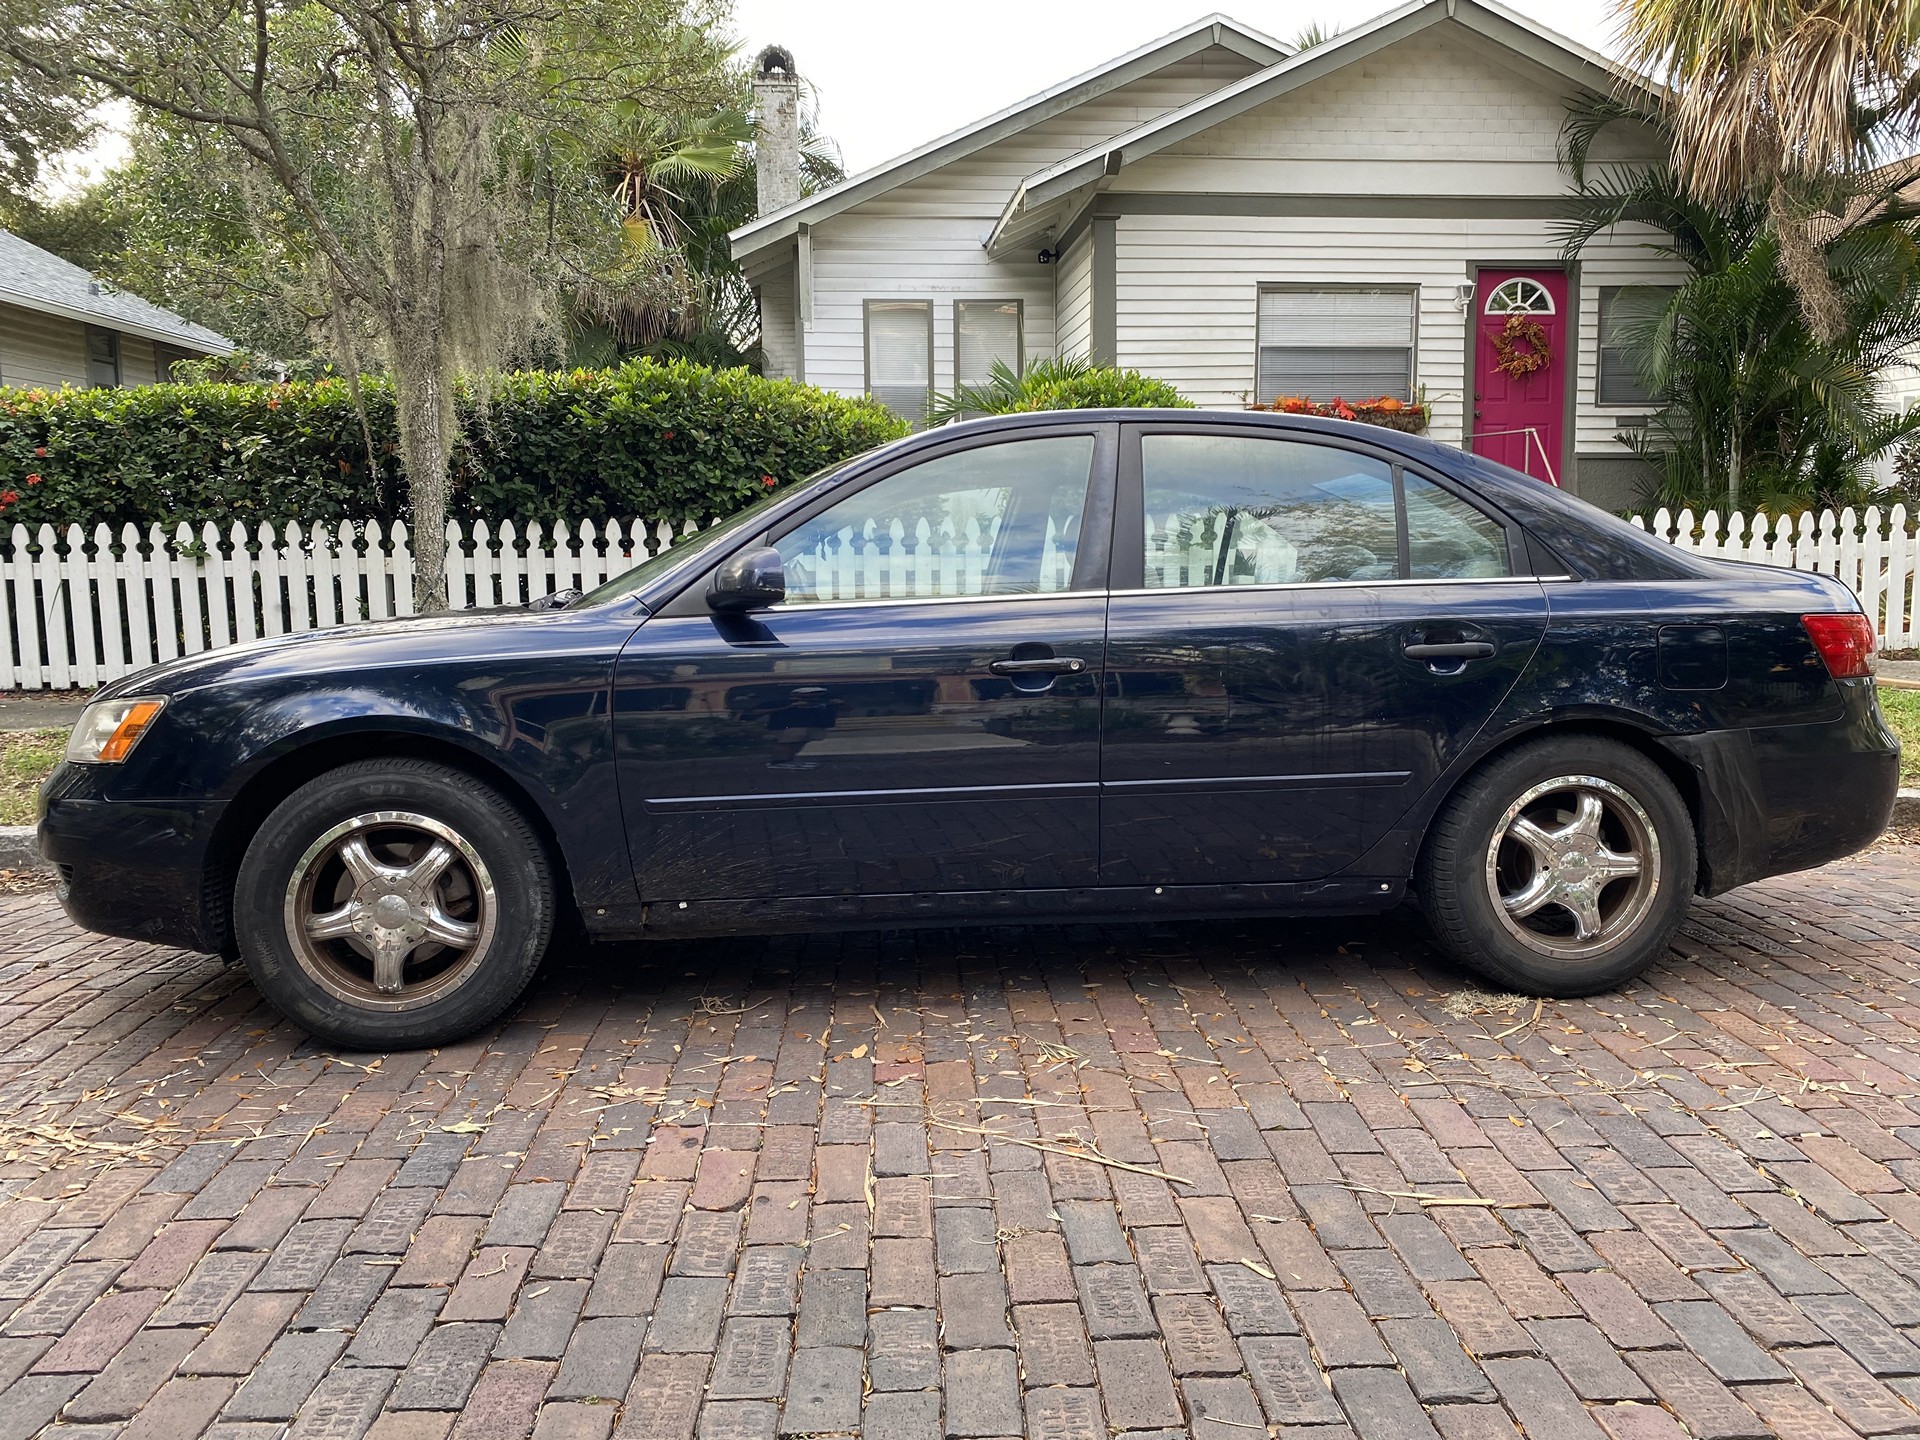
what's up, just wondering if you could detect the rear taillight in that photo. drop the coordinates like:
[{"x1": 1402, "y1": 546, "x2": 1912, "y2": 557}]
[{"x1": 1802, "y1": 613, "x2": 1876, "y2": 679}]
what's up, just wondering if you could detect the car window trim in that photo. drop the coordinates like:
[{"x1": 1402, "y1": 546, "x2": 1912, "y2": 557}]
[{"x1": 750, "y1": 573, "x2": 1557, "y2": 615}]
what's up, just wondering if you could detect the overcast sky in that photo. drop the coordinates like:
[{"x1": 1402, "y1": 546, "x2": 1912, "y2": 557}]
[
  {"x1": 728, "y1": 0, "x2": 1626, "y2": 176},
  {"x1": 41, "y1": 0, "x2": 1626, "y2": 201}
]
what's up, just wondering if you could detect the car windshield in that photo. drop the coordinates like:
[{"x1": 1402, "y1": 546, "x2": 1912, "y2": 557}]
[{"x1": 572, "y1": 447, "x2": 888, "y2": 608}]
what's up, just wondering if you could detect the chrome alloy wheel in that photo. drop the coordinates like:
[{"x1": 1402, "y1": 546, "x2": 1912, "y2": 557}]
[
  {"x1": 1483, "y1": 776, "x2": 1661, "y2": 960},
  {"x1": 283, "y1": 811, "x2": 498, "y2": 1012}
]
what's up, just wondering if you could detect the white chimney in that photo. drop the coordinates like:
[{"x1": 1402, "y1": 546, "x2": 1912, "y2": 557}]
[{"x1": 753, "y1": 46, "x2": 803, "y2": 218}]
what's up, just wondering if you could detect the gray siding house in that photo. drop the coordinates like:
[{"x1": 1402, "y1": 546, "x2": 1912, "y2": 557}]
[
  {"x1": 0, "y1": 229, "x2": 234, "y2": 390},
  {"x1": 733, "y1": 0, "x2": 1684, "y2": 510}
]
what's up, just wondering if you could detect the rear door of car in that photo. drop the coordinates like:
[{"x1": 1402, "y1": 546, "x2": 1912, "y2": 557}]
[
  {"x1": 1099, "y1": 422, "x2": 1548, "y2": 885},
  {"x1": 614, "y1": 422, "x2": 1117, "y2": 902}
]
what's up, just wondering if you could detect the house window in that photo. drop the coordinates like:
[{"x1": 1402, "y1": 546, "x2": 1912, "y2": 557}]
[
  {"x1": 865, "y1": 300, "x2": 934, "y2": 427},
  {"x1": 84, "y1": 327, "x2": 121, "y2": 388},
  {"x1": 1256, "y1": 287, "x2": 1415, "y2": 404},
  {"x1": 954, "y1": 300, "x2": 1022, "y2": 387},
  {"x1": 1598, "y1": 286, "x2": 1674, "y2": 406},
  {"x1": 154, "y1": 343, "x2": 196, "y2": 381}
]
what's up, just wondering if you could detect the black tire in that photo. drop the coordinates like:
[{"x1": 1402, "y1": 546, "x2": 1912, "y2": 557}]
[
  {"x1": 1418, "y1": 736, "x2": 1695, "y2": 997},
  {"x1": 234, "y1": 758, "x2": 553, "y2": 1049}
]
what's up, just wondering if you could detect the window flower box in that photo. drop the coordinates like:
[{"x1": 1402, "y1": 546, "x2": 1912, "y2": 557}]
[{"x1": 1248, "y1": 395, "x2": 1430, "y2": 434}]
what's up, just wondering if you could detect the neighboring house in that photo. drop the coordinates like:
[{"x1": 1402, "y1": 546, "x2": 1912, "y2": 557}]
[
  {"x1": 734, "y1": 0, "x2": 1686, "y2": 510},
  {"x1": 0, "y1": 229, "x2": 234, "y2": 390}
]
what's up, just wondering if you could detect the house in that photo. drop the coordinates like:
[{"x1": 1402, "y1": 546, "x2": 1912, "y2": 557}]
[
  {"x1": 0, "y1": 228, "x2": 234, "y2": 390},
  {"x1": 733, "y1": 0, "x2": 1685, "y2": 511}
]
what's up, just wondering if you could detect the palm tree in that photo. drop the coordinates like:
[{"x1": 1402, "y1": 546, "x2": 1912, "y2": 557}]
[
  {"x1": 1559, "y1": 133, "x2": 1920, "y2": 512},
  {"x1": 568, "y1": 95, "x2": 843, "y2": 366},
  {"x1": 1617, "y1": 0, "x2": 1920, "y2": 339}
]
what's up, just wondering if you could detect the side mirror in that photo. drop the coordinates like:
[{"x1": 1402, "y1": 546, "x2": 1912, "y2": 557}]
[{"x1": 708, "y1": 546, "x2": 786, "y2": 612}]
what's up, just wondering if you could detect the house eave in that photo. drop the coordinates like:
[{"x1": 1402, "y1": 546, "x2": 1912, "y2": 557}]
[
  {"x1": 0, "y1": 286, "x2": 235, "y2": 357},
  {"x1": 996, "y1": 0, "x2": 1667, "y2": 227},
  {"x1": 729, "y1": 13, "x2": 1292, "y2": 266}
]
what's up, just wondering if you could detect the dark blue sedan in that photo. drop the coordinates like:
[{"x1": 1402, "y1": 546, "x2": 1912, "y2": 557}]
[{"x1": 38, "y1": 411, "x2": 1900, "y2": 1048}]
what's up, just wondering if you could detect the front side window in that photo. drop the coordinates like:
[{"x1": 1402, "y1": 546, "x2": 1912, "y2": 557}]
[
  {"x1": 1256, "y1": 287, "x2": 1415, "y2": 405},
  {"x1": 955, "y1": 300, "x2": 1022, "y2": 387},
  {"x1": 776, "y1": 435, "x2": 1092, "y2": 604},
  {"x1": 866, "y1": 300, "x2": 933, "y2": 427},
  {"x1": 1141, "y1": 434, "x2": 1399, "y2": 587}
]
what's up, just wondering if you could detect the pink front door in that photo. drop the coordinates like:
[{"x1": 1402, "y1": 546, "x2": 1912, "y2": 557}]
[{"x1": 1471, "y1": 270, "x2": 1567, "y2": 485}]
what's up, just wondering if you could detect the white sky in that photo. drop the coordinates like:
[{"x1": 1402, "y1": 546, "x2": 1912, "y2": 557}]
[
  {"x1": 44, "y1": 0, "x2": 1626, "y2": 201},
  {"x1": 728, "y1": 0, "x2": 1626, "y2": 176}
]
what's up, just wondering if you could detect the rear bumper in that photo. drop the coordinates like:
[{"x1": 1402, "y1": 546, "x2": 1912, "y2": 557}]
[
  {"x1": 1662, "y1": 678, "x2": 1900, "y2": 896},
  {"x1": 37, "y1": 763, "x2": 226, "y2": 954}
]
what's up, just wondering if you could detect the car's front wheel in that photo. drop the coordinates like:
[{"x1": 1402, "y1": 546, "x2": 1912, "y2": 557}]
[
  {"x1": 234, "y1": 759, "x2": 553, "y2": 1049},
  {"x1": 1419, "y1": 737, "x2": 1695, "y2": 997}
]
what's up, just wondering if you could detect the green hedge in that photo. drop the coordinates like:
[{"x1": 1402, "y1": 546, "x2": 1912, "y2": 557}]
[{"x1": 0, "y1": 360, "x2": 908, "y2": 534}]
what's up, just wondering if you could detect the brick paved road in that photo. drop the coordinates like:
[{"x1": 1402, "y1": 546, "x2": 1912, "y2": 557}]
[{"x1": 1, "y1": 853, "x2": 1919, "y2": 1440}]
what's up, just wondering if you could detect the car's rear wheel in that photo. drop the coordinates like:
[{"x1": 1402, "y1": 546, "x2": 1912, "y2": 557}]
[
  {"x1": 1419, "y1": 737, "x2": 1695, "y2": 996},
  {"x1": 234, "y1": 759, "x2": 553, "y2": 1049}
]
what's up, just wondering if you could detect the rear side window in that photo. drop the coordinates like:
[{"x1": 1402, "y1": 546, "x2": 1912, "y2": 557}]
[
  {"x1": 1404, "y1": 474, "x2": 1513, "y2": 579},
  {"x1": 1141, "y1": 434, "x2": 1398, "y2": 587},
  {"x1": 1138, "y1": 433, "x2": 1513, "y2": 588}
]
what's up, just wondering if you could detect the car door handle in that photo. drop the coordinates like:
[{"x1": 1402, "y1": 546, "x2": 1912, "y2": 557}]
[
  {"x1": 1403, "y1": 641, "x2": 1496, "y2": 661},
  {"x1": 989, "y1": 656, "x2": 1087, "y2": 676}
]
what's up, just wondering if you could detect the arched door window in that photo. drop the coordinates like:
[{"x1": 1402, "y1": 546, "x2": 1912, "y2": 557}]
[{"x1": 1484, "y1": 277, "x2": 1556, "y2": 315}]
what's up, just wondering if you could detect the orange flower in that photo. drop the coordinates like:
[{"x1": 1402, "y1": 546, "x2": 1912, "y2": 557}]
[{"x1": 25, "y1": 473, "x2": 42, "y2": 486}]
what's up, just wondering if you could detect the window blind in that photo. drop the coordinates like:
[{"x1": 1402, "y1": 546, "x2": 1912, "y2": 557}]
[
  {"x1": 867, "y1": 301, "x2": 932, "y2": 426},
  {"x1": 1256, "y1": 288, "x2": 1414, "y2": 404},
  {"x1": 955, "y1": 301, "x2": 1021, "y2": 387}
]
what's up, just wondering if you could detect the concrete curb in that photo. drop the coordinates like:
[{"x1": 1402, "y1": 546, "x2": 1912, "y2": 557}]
[
  {"x1": 0, "y1": 826, "x2": 42, "y2": 871},
  {"x1": 1898, "y1": 790, "x2": 1920, "y2": 827}
]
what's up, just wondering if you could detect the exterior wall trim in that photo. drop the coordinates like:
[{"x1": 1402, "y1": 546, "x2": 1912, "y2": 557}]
[{"x1": 1091, "y1": 218, "x2": 1118, "y2": 367}]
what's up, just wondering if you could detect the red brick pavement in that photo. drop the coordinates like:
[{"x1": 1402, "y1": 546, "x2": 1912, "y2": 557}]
[{"x1": 0, "y1": 850, "x2": 1916, "y2": 1438}]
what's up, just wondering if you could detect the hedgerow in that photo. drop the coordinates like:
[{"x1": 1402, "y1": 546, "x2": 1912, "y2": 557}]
[{"x1": 0, "y1": 359, "x2": 908, "y2": 533}]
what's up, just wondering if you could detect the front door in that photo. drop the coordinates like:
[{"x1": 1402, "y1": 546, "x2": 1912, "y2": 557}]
[
  {"x1": 1472, "y1": 270, "x2": 1568, "y2": 485},
  {"x1": 1101, "y1": 425, "x2": 1547, "y2": 885},
  {"x1": 614, "y1": 426, "x2": 1113, "y2": 902}
]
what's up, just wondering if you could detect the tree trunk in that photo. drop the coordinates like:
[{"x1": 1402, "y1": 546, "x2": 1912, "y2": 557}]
[
  {"x1": 391, "y1": 337, "x2": 458, "y2": 613},
  {"x1": 1727, "y1": 412, "x2": 1743, "y2": 515}
]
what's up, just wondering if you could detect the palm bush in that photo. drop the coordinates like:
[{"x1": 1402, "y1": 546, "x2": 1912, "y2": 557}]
[
  {"x1": 1560, "y1": 107, "x2": 1920, "y2": 513},
  {"x1": 927, "y1": 357, "x2": 1192, "y2": 423}
]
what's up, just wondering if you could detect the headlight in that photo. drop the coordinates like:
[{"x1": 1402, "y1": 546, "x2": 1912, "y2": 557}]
[{"x1": 65, "y1": 697, "x2": 168, "y2": 764}]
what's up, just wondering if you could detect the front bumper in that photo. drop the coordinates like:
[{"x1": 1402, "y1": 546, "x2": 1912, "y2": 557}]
[
  {"x1": 37, "y1": 763, "x2": 227, "y2": 953},
  {"x1": 1663, "y1": 677, "x2": 1900, "y2": 896}
]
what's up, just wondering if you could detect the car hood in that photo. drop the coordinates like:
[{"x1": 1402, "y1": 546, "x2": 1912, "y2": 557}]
[{"x1": 92, "y1": 603, "x2": 636, "y2": 703}]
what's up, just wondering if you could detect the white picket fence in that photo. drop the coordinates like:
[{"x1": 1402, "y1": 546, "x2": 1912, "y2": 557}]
[
  {"x1": 0, "y1": 517, "x2": 701, "y2": 691},
  {"x1": 1631, "y1": 505, "x2": 1919, "y2": 650},
  {"x1": 1, "y1": 504, "x2": 1915, "y2": 691}
]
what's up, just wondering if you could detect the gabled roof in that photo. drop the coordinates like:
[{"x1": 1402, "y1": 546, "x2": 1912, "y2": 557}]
[
  {"x1": 729, "y1": 13, "x2": 1290, "y2": 265},
  {"x1": 985, "y1": 0, "x2": 1664, "y2": 255},
  {"x1": 0, "y1": 229, "x2": 234, "y2": 356}
]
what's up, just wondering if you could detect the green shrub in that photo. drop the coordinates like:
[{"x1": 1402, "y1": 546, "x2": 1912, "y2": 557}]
[
  {"x1": 0, "y1": 359, "x2": 907, "y2": 535},
  {"x1": 928, "y1": 356, "x2": 1192, "y2": 423}
]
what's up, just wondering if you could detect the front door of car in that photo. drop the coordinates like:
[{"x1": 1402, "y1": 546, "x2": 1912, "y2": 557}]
[
  {"x1": 1100, "y1": 424, "x2": 1548, "y2": 886},
  {"x1": 614, "y1": 425, "x2": 1114, "y2": 902}
]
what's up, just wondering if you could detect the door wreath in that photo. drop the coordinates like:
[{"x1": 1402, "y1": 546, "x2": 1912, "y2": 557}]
[{"x1": 1492, "y1": 311, "x2": 1552, "y2": 379}]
